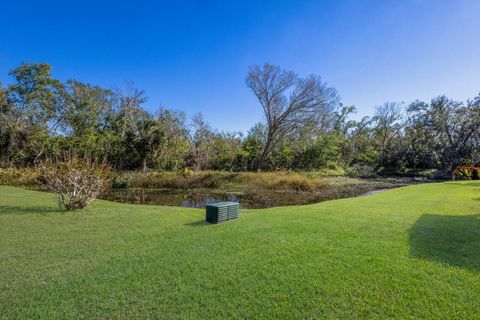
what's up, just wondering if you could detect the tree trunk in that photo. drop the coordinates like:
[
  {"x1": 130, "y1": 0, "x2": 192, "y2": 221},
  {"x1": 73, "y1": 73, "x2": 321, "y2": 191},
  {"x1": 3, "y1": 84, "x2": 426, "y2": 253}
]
[
  {"x1": 255, "y1": 134, "x2": 274, "y2": 170},
  {"x1": 142, "y1": 156, "x2": 147, "y2": 173}
]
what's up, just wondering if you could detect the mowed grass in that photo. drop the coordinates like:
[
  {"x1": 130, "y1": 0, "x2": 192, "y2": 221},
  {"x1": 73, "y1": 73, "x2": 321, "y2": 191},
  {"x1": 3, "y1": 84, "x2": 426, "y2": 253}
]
[{"x1": 1, "y1": 182, "x2": 480, "y2": 319}]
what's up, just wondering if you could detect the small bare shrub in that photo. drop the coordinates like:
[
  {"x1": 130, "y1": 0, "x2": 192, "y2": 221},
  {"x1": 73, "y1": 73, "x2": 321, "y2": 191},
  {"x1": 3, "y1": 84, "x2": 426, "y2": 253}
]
[{"x1": 40, "y1": 159, "x2": 112, "y2": 210}]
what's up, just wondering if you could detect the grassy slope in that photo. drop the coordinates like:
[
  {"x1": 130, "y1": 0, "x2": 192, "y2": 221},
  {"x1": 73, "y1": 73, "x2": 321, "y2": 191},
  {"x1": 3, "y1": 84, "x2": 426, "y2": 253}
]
[{"x1": 0, "y1": 182, "x2": 479, "y2": 319}]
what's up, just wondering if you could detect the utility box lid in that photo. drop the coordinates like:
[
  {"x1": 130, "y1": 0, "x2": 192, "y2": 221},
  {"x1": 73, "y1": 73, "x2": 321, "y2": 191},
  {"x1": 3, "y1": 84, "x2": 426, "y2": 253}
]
[{"x1": 207, "y1": 201, "x2": 239, "y2": 208}]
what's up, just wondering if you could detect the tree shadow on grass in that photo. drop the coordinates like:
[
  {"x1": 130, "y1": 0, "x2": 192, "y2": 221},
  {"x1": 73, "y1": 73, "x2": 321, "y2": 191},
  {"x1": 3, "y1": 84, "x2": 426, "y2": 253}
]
[
  {"x1": 409, "y1": 213, "x2": 480, "y2": 271},
  {"x1": 0, "y1": 205, "x2": 64, "y2": 215}
]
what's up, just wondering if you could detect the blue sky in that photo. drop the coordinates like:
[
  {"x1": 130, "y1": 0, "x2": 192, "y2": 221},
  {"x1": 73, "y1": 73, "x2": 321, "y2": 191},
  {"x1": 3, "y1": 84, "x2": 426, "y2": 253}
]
[{"x1": 2, "y1": 0, "x2": 480, "y2": 132}]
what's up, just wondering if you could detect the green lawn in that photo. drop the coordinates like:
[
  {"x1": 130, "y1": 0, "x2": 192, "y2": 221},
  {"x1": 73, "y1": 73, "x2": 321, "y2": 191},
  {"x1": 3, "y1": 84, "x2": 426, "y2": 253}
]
[{"x1": 1, "y1": 182, "x2": 479, "y2": 319}]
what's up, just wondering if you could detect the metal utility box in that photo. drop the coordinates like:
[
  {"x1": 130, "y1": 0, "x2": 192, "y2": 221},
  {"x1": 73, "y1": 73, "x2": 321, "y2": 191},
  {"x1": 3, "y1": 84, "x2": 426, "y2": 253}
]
[{"x1": 206, "y1": 202, "x2": 239, "y2": 224}]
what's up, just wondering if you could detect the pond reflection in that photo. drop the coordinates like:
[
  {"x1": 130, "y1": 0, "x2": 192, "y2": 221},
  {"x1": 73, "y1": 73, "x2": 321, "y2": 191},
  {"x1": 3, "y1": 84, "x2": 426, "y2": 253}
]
[
  {"x1": 100, "y1": 182, "x2": 403, "y2": 209},
  {"x1": 101, "y1": 189, "x2": 244, "y2": 208}
]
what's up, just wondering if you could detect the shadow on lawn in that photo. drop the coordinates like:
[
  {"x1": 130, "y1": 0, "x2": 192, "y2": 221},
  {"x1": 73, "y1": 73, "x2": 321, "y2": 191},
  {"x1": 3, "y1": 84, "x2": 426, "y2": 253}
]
[
  {"x1": 409, "y1": 213, "x2": 480, "y2": 271},
  {"x1": 184, "y1": 220, "x2": 209, "y2": 227},
  {"x1": 0, "y1": 205, "x2": 64, "y2": 215}
]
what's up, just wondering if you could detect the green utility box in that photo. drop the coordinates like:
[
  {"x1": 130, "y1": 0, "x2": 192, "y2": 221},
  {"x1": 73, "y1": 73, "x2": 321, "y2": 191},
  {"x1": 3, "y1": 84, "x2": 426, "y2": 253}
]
[{"x1": 206, "y1": 202, "x2": 239, "y2": 224}]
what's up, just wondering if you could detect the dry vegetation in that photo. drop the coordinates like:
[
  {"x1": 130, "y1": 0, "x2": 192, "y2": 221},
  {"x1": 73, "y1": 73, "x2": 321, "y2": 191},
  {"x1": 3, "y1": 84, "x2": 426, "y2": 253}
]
[
  {"x1": 237, "y1": 172, "x2": 328, "y2": 191},
  {"x1": 0, "y1": 167, "x2": 42, "y2": 188},
  {"x1": 111, "y1": 170, "x2": 329, "y2": 192},
  {"x1": 0, "y1": 167, "x2": 417, "y2": 202},
  {"x1": 39, "y1": 159, "x2": 112, "y2": 210}
]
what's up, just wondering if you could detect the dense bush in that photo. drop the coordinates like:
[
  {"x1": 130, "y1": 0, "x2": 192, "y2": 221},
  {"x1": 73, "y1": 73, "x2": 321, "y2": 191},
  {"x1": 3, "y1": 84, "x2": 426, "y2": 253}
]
[
  {"x1": 452, "y1": 166, "x2": 480, "y2": 180},
  {"x1": 345, "y1": 164, "x2": 376, "y2": 178},
  {"x1": 40, "y1": 159, "x2": 112, "y2": 210},
  {"x1": 0, "y1": 167, "x2": 43, "y2": 187}
]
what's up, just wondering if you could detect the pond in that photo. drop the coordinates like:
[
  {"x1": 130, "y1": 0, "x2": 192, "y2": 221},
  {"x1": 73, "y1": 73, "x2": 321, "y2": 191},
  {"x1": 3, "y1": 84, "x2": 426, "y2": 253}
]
[{"x1": 100, "y1": 180, "x2": 409, "y2": 209}]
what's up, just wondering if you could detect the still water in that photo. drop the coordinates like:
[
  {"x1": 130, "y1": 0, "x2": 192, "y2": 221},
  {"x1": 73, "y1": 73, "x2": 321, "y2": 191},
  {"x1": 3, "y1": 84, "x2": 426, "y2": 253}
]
[{"x1": 101, "y1": 183, "x2": 399, "y2": 209}]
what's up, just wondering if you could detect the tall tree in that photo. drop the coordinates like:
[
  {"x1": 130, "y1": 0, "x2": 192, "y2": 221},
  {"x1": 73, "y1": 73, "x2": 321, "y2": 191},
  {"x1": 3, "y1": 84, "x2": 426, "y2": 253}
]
[
  {"x1": 0, "y1": 83, "x2": 12, "y2": 165},
  {"x1": 246, "y1": 63, "x2": 338, "y2": 170},
  {"x1": 62, "y1": 80, "x2": 115, "y2": 137},
  {"x1": 7, "y1": 63, "x2": 64, "y2": 130},
  {"x1": 190, "y1": 113, "x2": 215, "y2": 171},
  {"x1": 418, "y1": 96, "x2": 480, "y2": 168},
  {"x1": 373, "y1": 102, "x2": 403, "y2": 167},
  {"x1": 134, "y1": 118, "x2": 165, "y2": 173},
  {"x1": 155, "y1": 108, "x2": 190, "y2": 170},
  {"x1": 2, "y1": 63, "x2": 64, "y2": 165},
  {"x1": 404, "y1": 101, "x2": 439, "y2": 170}
]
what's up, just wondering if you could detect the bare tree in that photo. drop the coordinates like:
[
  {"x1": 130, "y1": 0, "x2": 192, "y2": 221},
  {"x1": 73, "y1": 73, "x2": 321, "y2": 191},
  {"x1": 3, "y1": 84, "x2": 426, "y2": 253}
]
[
  {"x1": 246, "y1": 63, "x2": 338, "y2": 170},
  {"x1": 190, "y1": 113, "x2": 215, "y2": 171},
  {"x1": 118, "y1": 84, "x2": 148, "y2": 136}
]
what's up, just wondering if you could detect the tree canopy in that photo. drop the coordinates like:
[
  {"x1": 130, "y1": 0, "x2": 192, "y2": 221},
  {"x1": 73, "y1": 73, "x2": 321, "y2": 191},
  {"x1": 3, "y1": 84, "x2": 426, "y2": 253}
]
[{"x1": 1, "y1": 62, "x2": 480, "y2": 174}]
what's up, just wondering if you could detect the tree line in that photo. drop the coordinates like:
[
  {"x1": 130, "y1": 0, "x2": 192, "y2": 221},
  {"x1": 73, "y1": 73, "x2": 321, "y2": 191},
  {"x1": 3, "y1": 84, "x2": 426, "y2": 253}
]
[{"x1": 1, "y1": 62, "x2": 479, "y2": 174}]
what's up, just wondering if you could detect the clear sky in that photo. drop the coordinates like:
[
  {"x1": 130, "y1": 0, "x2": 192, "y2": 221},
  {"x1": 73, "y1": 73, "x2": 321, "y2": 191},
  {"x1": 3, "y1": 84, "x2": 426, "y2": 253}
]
[{"x1": 1, "y1": 0, "x2": 479, "y2": 132}]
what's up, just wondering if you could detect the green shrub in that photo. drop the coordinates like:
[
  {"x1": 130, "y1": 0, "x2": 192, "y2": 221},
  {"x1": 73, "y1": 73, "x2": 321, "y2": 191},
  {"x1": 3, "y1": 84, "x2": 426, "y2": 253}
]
[
  {"x1": 346, "y1": 165, "x2": 376, "y2": 178},
  {"x1": 452, "y1": 166, "x2": 480, "y2": 180},
  {"x1": 112, "y1": 175, "x2": 132, "y2": 188},
  {"x1": 178, "y1": 167, "x2": 193, "y2": 177}
]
